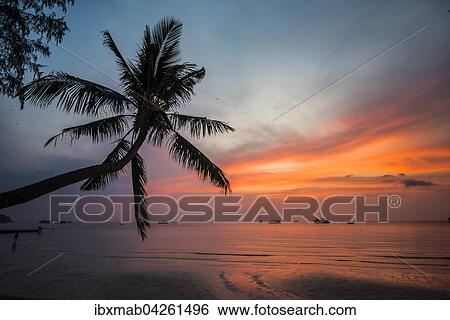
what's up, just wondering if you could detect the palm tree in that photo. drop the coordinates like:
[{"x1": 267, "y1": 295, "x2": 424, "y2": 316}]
[{"x1": 0, "y1": 18, "x2": 234, "y2": 238}]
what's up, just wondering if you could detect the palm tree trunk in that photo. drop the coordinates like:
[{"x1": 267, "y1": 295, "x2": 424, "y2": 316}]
[
  {"x1": 0, "y1": 127, "x2": 148, "y2": 209},
  {"x1": 0, "y1": 164, "x2": 107, "y2": 209}
]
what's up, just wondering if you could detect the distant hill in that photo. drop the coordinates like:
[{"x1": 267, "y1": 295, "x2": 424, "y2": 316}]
[{"x1": 0, "y1": 214, "x2": 12, "y2": 223}]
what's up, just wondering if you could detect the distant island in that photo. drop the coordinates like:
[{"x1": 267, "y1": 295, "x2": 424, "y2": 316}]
[{"x1": 0, "y1": 214, "x2": 12, "y2": 223}]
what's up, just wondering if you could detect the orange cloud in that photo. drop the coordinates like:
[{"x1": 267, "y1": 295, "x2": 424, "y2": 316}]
[{"x1": 150, "y1": 72, "x2": 450, "y2": 197}]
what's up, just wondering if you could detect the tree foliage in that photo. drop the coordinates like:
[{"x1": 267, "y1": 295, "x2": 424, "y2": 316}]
[
  {"x1": 0, "y1": 0, "x2": 74, "y2": 106},
  {"x1": 7, "y1": 17, "x2": 234, "y2": 238}
]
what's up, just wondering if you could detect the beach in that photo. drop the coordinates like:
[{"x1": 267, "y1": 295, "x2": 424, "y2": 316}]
[{"x1": 1, "y1": 223, "x2": 449, "y2": 299}]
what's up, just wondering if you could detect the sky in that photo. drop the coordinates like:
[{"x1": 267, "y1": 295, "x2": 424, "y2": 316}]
[{"x1": 0, "y1": 0, "x2": 449, "y2": 221}]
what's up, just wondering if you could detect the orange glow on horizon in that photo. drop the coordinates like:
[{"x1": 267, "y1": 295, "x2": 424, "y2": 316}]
[{"x1": 147, "y1": 72, "x2": 450, "y2": 197}]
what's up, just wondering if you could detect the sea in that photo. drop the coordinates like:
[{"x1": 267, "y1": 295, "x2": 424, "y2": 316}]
[{"x1": 0, "y1": 222, "x2": 449, "y2": 299}]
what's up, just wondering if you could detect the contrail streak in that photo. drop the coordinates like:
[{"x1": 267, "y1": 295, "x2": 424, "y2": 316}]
[
  {"x1": 26, "y1": 252, "x2": 64, "y2": 277},
  {"x1": 273, "y1": 24, "x2": 429, "y2": 121}
]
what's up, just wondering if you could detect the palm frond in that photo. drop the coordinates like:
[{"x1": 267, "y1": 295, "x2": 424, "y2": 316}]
[
  {"x1": 166, "y1": 132, "x2": 231, "y2": 193},
  {"x1": 134, "y1": 18, "x2": 183, "y2": 94},
  {"x1": 134, "y1": 25, "x2": 156, "y2": 93},
  {"x1": 151, "y1": 17, "x2": 183, "y2": 78},
  {"x1": 102, "y1": 30, "x2": 140, "y2": 101},
  {"x1": 19, "y1": 72, "x2": 132, "y2": 116},
  {"x1": 131, "y1": 152, "x2": 150, "y2": 239},
  {"x1": 169, "y1": 113, "x2": 235, "y2": 138},
  {"x1": 147, "y1": 127, "x2": 170, "y2": 147},
  {"x1": 80, "y1": 139, "x2": 132, "y2": 190},
  {"x1": 45, "y1": 115, "x2": 133, "y2": 147},
  {"x1": 159, "y1": 64, "x2": 205, "y2": 109}
]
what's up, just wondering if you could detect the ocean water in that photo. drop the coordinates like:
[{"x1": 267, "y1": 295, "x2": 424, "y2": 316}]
[{"x1": 0, "y1": 222, "x2": 449, "y2": 299}]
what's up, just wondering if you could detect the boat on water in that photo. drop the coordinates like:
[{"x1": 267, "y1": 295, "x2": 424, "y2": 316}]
[
  {"x1": 0, "y1": 223, "x2": 42, "y2": 233},
  {"x1": 313, "y1": 217, "x2": 330, "y2": 224},
  {"x1": 268, "y1": 219, "x2": 281, "y2": 224}
]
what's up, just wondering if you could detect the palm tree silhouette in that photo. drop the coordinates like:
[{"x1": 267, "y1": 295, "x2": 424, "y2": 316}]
[{"x1": 0, "y1": 18, "x2": 234, "y2": 238}]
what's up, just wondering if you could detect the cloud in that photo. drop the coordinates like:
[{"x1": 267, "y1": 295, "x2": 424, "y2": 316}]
[
  {"x1": 314, "y1": 174, "x2": 439, "y2": 190},
  {"x1": 401, "y1": 179, "x2": 436, "y2": 188}
]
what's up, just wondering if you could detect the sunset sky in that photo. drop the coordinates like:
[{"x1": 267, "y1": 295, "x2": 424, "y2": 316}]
[{"x1": 0, "y1": 0, "x2": 449, "y2": 221}]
